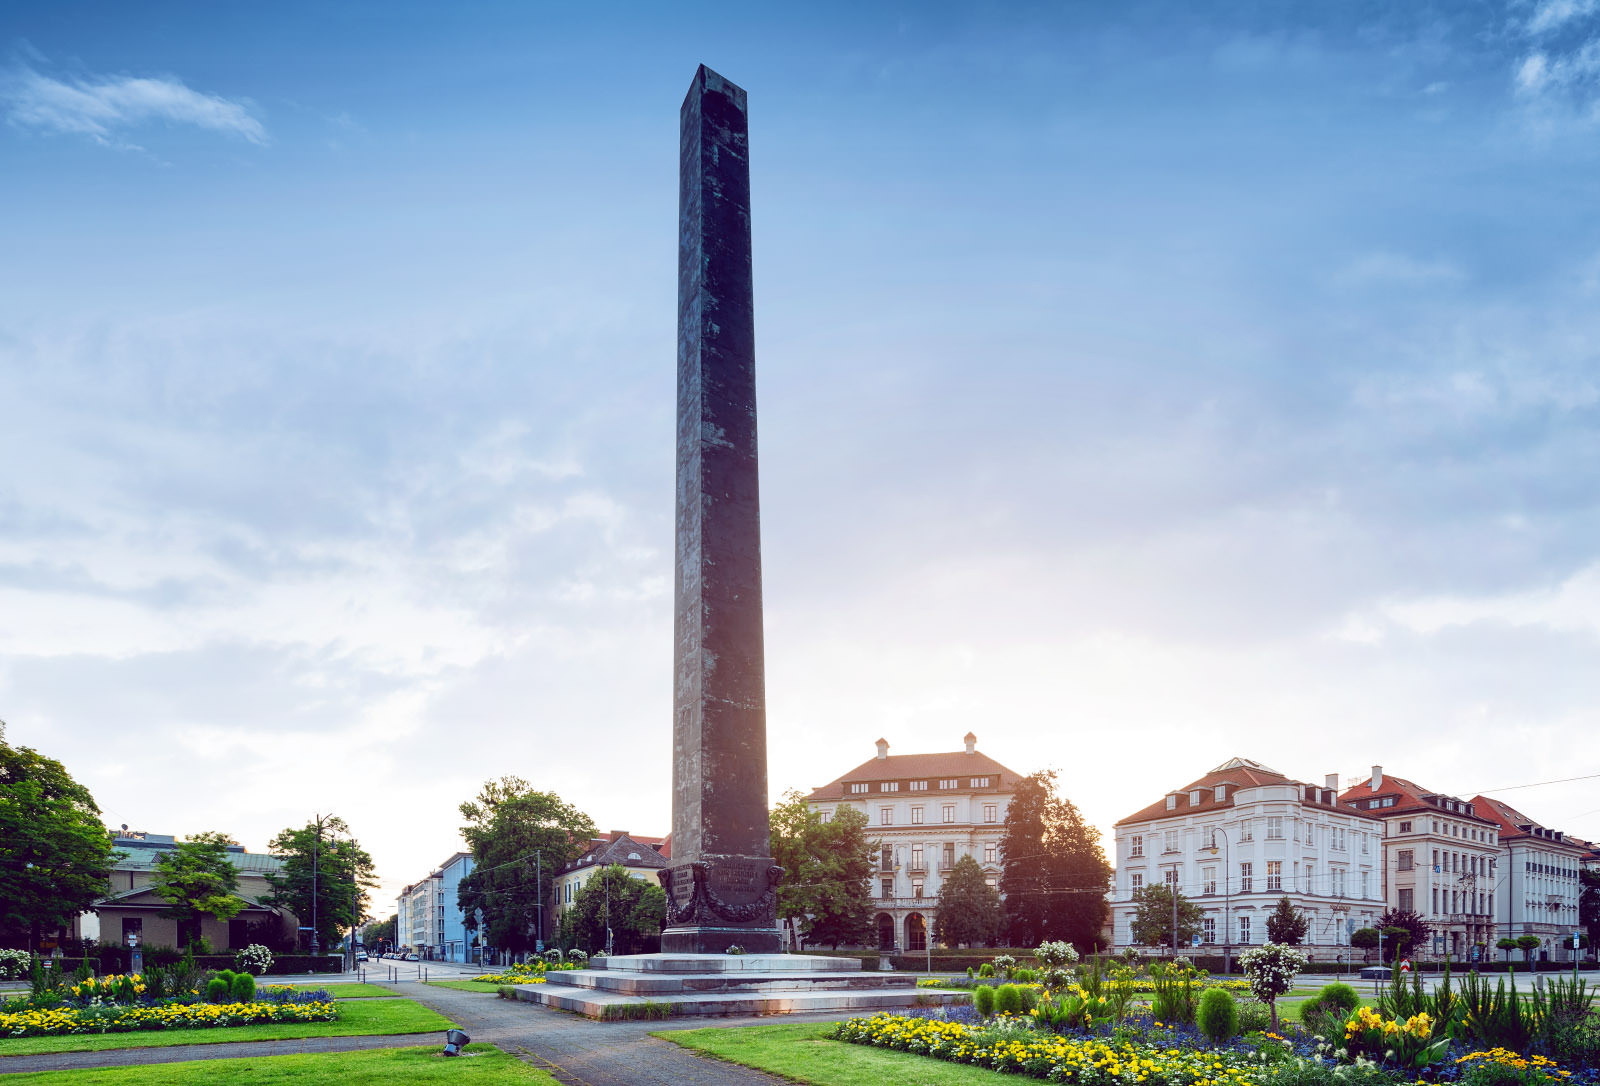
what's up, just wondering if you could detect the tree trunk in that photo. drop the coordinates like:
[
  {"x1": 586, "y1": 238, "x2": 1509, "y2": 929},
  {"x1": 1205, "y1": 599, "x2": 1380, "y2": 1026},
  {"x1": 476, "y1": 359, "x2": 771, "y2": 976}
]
[{"x1": 1269, "y1": 996, "x2": 1278, "y2": 1032}]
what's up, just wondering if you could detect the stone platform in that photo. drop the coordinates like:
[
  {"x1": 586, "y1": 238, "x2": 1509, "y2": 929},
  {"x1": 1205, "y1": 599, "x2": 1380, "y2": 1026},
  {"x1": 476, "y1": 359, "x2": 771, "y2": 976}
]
[{"x1": 505, "y1": 953, "x2": 967, "y2": 1019}]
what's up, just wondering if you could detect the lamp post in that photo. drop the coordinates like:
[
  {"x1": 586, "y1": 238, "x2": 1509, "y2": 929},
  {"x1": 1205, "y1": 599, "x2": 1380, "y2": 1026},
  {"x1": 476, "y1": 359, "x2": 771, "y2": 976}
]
[
  {"x1": 1207, "y1": 827, "x2": 1232, "y2": 975},
  {"x1": 310, "y1": 814, "x2": 321, "y2": 958}
]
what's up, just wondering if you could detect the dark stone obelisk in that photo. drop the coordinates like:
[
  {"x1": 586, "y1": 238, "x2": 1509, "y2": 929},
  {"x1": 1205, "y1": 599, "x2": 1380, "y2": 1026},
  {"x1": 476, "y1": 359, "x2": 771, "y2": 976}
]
[{"x1": 658, "y1": 65, "x2": 781, "y2": 955}]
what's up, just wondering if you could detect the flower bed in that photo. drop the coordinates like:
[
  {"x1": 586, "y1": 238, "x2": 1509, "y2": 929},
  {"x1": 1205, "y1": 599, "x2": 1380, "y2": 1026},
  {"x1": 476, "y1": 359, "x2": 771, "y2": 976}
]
[
  {"x1": 476, "y1": 963, "x2": 547, "y2": 985},
  {"x1": 832, "y1": 1011, "x2": 1263, "y2": 1084},
  {"x1": 0, "y1": 999, "x2": 337, "y2": 1038}
]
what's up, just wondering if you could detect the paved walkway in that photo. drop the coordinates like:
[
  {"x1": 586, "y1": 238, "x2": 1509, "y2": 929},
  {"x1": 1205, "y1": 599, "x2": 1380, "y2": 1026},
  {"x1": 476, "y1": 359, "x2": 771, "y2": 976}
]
[{"x1": 0, "y1": 1032, "x2": 442, "y2": 1075}]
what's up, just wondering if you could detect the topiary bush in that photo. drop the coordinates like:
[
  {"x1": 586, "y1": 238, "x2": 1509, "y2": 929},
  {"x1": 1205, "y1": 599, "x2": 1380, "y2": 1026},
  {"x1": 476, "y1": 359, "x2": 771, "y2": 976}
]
[
  {"x1": 1197, "y1": 987, "x2": 1240, "y2": 1045},
  {"x1": 205, "y1": 976, "x2": 232, "y2": 1003},
  {"x1": 1018, "y1": 985, "x2": 1039, "y2": 1013},
  {"x1": 974, "y1": 983, "x2": 996, "y2": 1017},
  {"x1": 230, "y1": 972, "x2": 256, "y2": 1002},
  {"x1": 994, "y1": 983, "x2": 1023, "y2": 1016},
  {"x1": 1317, "y1": 982, "x2": 1361, "y2": 1015},
  {"x1": 978, "y1": 962, "x2": 995, "y2": 978}
]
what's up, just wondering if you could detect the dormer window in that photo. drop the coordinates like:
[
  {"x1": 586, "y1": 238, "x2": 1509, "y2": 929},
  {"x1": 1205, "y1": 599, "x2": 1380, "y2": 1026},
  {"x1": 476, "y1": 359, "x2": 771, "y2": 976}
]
[
  {"x1": 1166, "y1": 794, "x2": 1178, "y2": 810},
  {"x1": 1189, "y1": 790, "x2": 1202, "y2": 805},
  {"x1": 1214, "y1": 785, "x2": 1227, "y2": 802}
]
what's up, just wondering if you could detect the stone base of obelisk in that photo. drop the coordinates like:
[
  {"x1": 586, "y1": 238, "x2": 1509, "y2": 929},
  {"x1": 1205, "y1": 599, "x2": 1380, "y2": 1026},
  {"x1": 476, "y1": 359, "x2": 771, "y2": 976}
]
[{"x1": 505, "y1": 953, "x2": 971, "y2": 1019}]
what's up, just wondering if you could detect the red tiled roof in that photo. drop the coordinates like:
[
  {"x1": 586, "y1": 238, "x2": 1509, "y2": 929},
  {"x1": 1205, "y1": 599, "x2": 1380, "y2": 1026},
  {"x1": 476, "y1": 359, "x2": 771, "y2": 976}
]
[
  {"x1": 1116, "y1": 757, "x2": 1379, "y2": 827},
  {"x1": 1469, "y1": 795, "x2": 1586, "y2": 851},
  {"x1": 1338, "y1": 773, "x2": 1497, "y2": 825},
  {"x1": 806, "y1": 748, "x2": 1021, "y2": 801}
]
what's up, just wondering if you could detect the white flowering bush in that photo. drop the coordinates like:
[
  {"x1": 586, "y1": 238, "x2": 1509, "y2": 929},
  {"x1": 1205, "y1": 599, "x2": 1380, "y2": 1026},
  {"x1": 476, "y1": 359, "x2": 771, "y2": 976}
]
[
  {"x1": 1034, "y1": 941, "x2": 1080, "y2": 968},
  {"x1": 543, "y1": 949, "x2": 564, "y2": 965},
  {"x1": 1238, "y1": 942, "x2": 1307, "y2": 1030},
  {"x1": 566, "y1": 949, "x2": 588, "y2": 966},
  {"x1": 991, "y1": 953, "x2": 1017, "y2": 979},
  {"x1": 233, "y1": 944, "x2": 274, "y2": 976},
  {"x1": 0, "y1": 949, "x2": 30, "y2": 979}
]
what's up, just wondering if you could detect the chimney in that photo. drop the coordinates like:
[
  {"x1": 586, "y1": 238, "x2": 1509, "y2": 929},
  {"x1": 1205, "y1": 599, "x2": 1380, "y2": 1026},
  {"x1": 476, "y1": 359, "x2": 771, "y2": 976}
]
[
  {"x1": 963, "y1": 731, "x2": 977, "y2": 754},
  {"x1": 1370, "y1": 765, "x2": 1383, "y2": 791},
  {"x1": 1325, "y1": 773, "x2": 1339, "y2": 791},
  {"x1": 875, "y1": 738, "x2": 889, "y2": 760}
]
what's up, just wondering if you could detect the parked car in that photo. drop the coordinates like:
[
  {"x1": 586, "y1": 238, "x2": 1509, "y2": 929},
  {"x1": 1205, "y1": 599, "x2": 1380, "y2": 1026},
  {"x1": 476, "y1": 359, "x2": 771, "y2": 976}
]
[{"x1": 356, "y1": 950, "x2": 368, "y2": 963}]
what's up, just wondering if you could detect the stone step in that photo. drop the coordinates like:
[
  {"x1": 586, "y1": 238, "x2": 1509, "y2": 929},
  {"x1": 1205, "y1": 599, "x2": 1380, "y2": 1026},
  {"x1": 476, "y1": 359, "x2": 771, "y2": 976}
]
[
  {"x1": 508, "y1": 981, "x2": 967, "y2": 1019},
  {"x1": 543, "y1": 969, "x2": 915, "y2": 996},
  {"x1": 587, "y1": 953, "x2": 861, "y2": 975}
]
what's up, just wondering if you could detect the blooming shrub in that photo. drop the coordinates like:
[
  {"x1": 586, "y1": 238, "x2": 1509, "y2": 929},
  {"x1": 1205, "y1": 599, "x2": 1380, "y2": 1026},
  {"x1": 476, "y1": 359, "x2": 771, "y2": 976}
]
[
  {"x1": 0, "y1": 999, "x2": 337, "y2": 1038},
  {"x1": 234, "y1": 945, "x2": 274, "y2": 976},
  {"x1": 1238, "y1": 943, "x2": 1307, "y2": 1029},
  {"x1": 477, "y1": 961, "x2": 547, "y2": 985},
  {"x1": 0, "y1": 951, "x2": 30, "y2": 981},
  {"x1": 65, "y1": 974, "x2": 146, "y2": 1006}
]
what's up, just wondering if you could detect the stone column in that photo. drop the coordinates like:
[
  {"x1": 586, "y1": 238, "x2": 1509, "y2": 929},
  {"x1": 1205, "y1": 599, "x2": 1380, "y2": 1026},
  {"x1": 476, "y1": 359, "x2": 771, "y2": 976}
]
[{"x1": 658, "y1": 65, "x2": 781, "y2": 955}]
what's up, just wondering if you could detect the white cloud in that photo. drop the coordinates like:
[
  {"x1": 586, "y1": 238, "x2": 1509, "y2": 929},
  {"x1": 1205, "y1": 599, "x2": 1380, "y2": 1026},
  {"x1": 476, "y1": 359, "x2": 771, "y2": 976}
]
[
  {"x1": 1526, "y1": 0, "x2": 1599, "y2": 35},
  {"x1": 1, "y1": 62, "x2": 266, "y2": 147}
]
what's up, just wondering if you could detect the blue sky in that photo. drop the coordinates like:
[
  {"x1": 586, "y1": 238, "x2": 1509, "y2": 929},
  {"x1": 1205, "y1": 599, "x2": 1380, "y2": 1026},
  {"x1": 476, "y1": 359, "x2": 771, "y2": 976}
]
[{"x1": 3, "y1": 1, "x2": 1599, "y2": 911}]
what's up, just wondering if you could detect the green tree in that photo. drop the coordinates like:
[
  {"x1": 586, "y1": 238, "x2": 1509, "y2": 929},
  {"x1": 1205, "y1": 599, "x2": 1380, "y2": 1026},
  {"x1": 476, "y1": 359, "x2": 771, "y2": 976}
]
[
  {"x1": 151, "y1": 832, "x2": 244, "y2": 947},
  {"x1": 1515, "y1": 934, "x2": 1541, "y2": 963},
  {"x1": 1496, "y1": 936, "x2": 1519, "y2": 963},
  {"x1": 1129, "y1": 883, "x2": 1204, "y2": 949},
  {"x1": 1351, "y1": 926, "x2": 1381, "y2": 960},
  {"x1": 1581, "y1": 869, "x2": 1599, "y2": 956},
  {"x1": 265, "y1": 816, "x2": 376, "y2": 954},
  {"x1": 1374, "y1": 908, "x2": 1429, "y2": 960},
  {"x1": 363, "y1": 914, "x2": 397, "y2": 953},
  {"x1": 770, "y1": 790, "x2": 875, "y2": 949},
  {"x1": 0, "y1": 740, "x2": 119, "y2": 950},
  {"x1": 999, "y1": 770, "x2": 1112, "y2": 950},
  {"x1": 558, "y1": 864, "x2": 666, "y2": 955},
  {"x1": 457, "y1": 777, "x2": 595, "y2": 957},
  {"x1": 1265, "y1": 896, "x2": 1308, "y2": 945},
  {"x1": 934, "y1": 855, "x2": 1002, "y2": 947}
]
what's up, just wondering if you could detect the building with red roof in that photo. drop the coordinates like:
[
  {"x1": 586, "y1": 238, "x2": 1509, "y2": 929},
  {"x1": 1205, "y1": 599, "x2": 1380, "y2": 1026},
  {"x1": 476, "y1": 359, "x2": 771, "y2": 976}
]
[{"x1": 1469, "y1": 794, "x2": 1587, "y2": 964}]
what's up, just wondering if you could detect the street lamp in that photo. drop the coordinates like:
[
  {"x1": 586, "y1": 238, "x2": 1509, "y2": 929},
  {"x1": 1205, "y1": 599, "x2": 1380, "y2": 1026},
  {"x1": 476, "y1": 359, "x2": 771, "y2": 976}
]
[{"x1": 1206, "y1": 827, "x2": 1232, "y2": 975}]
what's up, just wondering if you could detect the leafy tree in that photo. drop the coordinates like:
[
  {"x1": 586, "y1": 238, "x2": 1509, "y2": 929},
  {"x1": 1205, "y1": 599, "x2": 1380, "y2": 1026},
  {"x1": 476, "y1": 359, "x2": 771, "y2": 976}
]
[
  {"x1": 1496, "y1": 936, "x2": 1519, "y2": 963},
  {"x1": 265, "y1": 816, "x2": 376, "y2": 954},
  {"x1": 1351, "y1": 927, "x2": 1381, "y2": 960},
  {"x1": 934, "y1": 855, "x2": 1002, "y2": 947},
  {"x1": 557, "y1": 864, "x2": 666, "y2": 955},
  {"x1": 363, "y1": 914, "x2": 397, "y2": 953},
  {"x1": 152, "y1": 832, "x2": 244, "y2": 946},
  {"x1": 1375, "y1": 907, "x2": 1429, "y2": 960},
  {"x1": 770, "y1": 790, "x2": 875, "y2": 949},
  {"x1": 1515, "y1": 934, "x2": 1541, "y2": 963},
  {"x1": 457, "y1": 778, "x2": 595, "y2": 957},
  {"x1": 1265, "y1": 896, "x2": 1308, "y2": 945},
  {"x1": 1581, "y1": 869, "x2": 1599, "y2": 955},
  {"x1": 999, "y1": 770, "x2": 1111, "y2": 950},
  {"x1": 0, "y1": 740, "x2": 119, "y2": 950},
  {"x1": 1129, "y1": 883, "x2": 1204, "y2": 949}
]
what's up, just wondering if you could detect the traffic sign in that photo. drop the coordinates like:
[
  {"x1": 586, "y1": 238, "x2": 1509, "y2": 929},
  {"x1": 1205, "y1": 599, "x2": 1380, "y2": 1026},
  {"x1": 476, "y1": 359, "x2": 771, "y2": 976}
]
[{"x1": 1400, "y1": 958, "x2": 1412, "y2": 973}]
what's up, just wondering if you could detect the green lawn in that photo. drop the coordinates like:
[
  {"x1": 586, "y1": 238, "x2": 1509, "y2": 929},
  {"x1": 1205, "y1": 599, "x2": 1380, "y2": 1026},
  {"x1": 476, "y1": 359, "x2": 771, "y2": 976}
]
[
  {"x1": 270, "y1": 982, "x2": 401, "y2": 999},
  {"x1": 426, "y1": 980, "x2": 507, "y2": 993},
  {"x1": 0, "y1": 1043, "x2": 555, "y2": 1084},
  {"x1": 0, "y1": 996, "x2": 453, "y2": 1056},
  {"x1": 659, "y1": 1021, "x2": 1005, "y2": 1086}
]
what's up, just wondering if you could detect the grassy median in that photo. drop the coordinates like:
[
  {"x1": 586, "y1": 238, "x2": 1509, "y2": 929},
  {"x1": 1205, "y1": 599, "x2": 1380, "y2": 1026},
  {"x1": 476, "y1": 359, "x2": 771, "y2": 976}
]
[
  {"x1": 659, "y1": 1021, "x2": 1004, "y2": 1085},
  {"x1": 0, "y1": 1043, "x2": 555, "y2": 1084},
  {"x1": 0, "y1": 996, "x2": 453, "y2": 1057}
]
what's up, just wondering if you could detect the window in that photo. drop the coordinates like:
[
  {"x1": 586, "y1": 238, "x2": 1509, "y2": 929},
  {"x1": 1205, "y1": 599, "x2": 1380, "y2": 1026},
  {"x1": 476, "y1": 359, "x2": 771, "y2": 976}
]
[
  {"x1": 909, "y1": 780, "x2": 928, "y2": 791},
  {"x1": 911, "y1": 845, "x2": 925, "y2": 870},
  {"x1": 1203, "y1": 917, "x2": 1216, "y2": 943},
  {"x1": 911, "y1": 806, "x2": 924, "y2": 824},
  {"x1": 1399, "y1": 820, "x2": 1412, "y2": 833},
  {"x1": 1332, "y1": 827, "x2": 1346, "y2": 850},
  {"x1": 1399, "y1": 888, "x2": 1414, "y2": 911},
  {"x1": 1214, "y1": 785, "x2": 1227, "y2": 802},
  {"x1": 984, "y1": 843, "x2": 997, "y2": 864},
  {"x1": 1239, "y1": 915, "x2": 1251, "y2": 943},
  {"x1": 880, "y1": 807, "x2": 893, "y2": 826},
  {"x1": 1166, "y1": 795, "x2": 1178, "y2": 810},
  {"x1": 1190, "y1": 789, "x2": 1203, "y2": 805},
  {"x1": 881, "y1": 846, "x2": 893, "y2": 870},
  {"x1": 1360, "y1": 871, "x2": 1369, "y2": 898},
  {"x1": 881, "y1": 879, "x2": 894, "y2": 898},
  {"x1": 1203, "y1": 868, "x2": 1217, "y2": 895},
  {"x1": 1240, "y1": 863, "x2": 1253, "y2": 893},
  {"x1": 1361, "y1": 833, "x2": 1370, "y2": 854},
  {"x1": 850, "y1": 783, "x2": 869, "y2": 794},
  {"x1": 880, "y1": 781, "x2": 899, "y2": 792},
  {"x1": 818, "y1": 809, "x2": 832, "y2": 823},
  {"x1": 1240, "y1": 821, "x2": 1253, "y2": 842},
  {"x1": 912, "y1": 880, "x2": 924, "y2": 898},
  {"x1": 943, "y1": 843, "x2": 956, "y2": 868},
  {"x1": 1130, "y1": 835, "x2": 1144, "y2": 858},
  {"x1": 943, "y1": 805, "x2": 956, "y2": 823},
  {"x1": 1164, "y1": 830, "x2": 1180, "y2": 853},
  {"x1": 1266, "y1": 816, "x2": 1284, "y2": 840},
  {"x1": 939, "y1": 778, "x2": 959, "y2": 789},
  {"x1": 1131, "y1": 872, "x2": 1144, "y2": 892},
  {"x1": 1266, "y1": 861, "x2": 1282, "y2": 890},
  {"x1": 1397, "y1": 849, "x2": 1413, "y2": 872},
  {"x1": 971, "y1": 776, "x2": 992, "y2": 788},
  {"x1": 1305, "y1": 824, "x2": 1314, "y2": 847},
  {"x1": 1165, "y1": 869, "x2": 1180, "y2": 889},
  {"x1": 983, "y1": 804, "x2": 998, "y2": 823}
]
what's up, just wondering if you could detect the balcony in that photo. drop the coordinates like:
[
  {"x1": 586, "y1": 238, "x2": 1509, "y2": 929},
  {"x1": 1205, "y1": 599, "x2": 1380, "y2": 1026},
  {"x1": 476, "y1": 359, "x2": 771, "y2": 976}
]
[{"x1": 907, "y1": 862, "x2": 928, "y2": 874}]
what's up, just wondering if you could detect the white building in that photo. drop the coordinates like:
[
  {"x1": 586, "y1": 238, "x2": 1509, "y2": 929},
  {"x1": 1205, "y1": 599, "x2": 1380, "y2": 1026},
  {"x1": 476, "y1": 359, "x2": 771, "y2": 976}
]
[
  {"x1": 1339, "y1": 768, "x2": 1501, "y2": 961},
  {"x1": 805, "y1": 733, "x2": 1019, "y2": 952},
  {"x1": 1471, "y1": 794, "x2": 1587, "y2": 964},
  {"x1": 1112, "y1": 758, "x2": 1384, "y2": 959}
]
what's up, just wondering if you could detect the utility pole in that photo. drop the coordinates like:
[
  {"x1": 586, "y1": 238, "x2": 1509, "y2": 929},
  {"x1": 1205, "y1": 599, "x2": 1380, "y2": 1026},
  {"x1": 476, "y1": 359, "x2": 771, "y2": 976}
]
[
  {"x1": 1207, "y1": 829, "x2": 1231, "y2": 974},
  {"x1": 535, "y1": 851, "x2": 542, "y2": 951},
  {"x1": 310, "y1": 813, "x2": 321, "y2": 958}
]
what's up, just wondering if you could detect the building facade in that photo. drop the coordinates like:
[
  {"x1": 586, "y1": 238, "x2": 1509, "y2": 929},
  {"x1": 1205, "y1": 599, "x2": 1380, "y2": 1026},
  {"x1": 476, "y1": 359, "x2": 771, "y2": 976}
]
[
  {"x1": 1112, "y1": 758, "x2": 1384, "y2": 959},
  {"x1": 805, "y1": 733, "x2": 1019, "y2": 953},
  {"x1": 1338, "y1": 768, "x2": 1500, "y2": 961},
  {"x1": 395, "y1": 851, "x2": 478, "y2": 961},
  {"x1": 554, "y1": 832, "x2": 670, "y2": 924},
  {"x1": 1471, "y1": 795, "x2": 1587, "y2": 964},
  {"x1": 85, "y1": 830, "x2": 296, "y2": 953}
]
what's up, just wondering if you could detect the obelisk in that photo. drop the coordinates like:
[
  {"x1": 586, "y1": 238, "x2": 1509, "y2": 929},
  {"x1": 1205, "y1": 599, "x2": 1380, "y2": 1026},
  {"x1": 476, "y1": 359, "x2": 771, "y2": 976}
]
[{"x1": 658, "y1": 65, "x2": 782, "y2": 955}]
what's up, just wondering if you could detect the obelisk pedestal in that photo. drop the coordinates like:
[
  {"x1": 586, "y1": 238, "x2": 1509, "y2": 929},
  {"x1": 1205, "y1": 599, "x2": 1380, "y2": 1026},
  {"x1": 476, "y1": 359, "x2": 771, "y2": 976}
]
[{"x1": 658, "y1": 63, "x2": 781, "y2": 955}]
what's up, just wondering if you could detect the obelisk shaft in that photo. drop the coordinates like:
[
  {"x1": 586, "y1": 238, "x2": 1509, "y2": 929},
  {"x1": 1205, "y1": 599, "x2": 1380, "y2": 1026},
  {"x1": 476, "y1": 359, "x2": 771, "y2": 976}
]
[{"x1": 661, "y1": 65, "x2": 779, "y2": 954}]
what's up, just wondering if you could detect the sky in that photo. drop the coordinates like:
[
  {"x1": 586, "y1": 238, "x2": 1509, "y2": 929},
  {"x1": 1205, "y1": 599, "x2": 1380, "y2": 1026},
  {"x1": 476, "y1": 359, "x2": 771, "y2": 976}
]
[{"x1": 2, "y1": 1, "x2": 1599, "y2": 918}]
